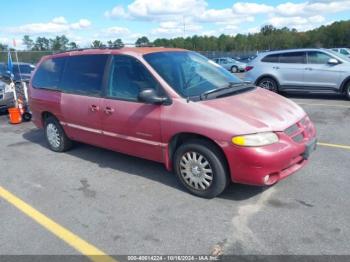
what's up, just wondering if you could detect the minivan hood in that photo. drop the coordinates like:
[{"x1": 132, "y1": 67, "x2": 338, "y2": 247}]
[{"x1": 200, "y1": 87, "x2": 305, "y2": 133}]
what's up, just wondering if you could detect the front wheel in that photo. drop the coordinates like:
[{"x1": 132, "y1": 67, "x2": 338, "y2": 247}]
[
  {"x1": 344, "y1": 82, "x2": 350, "y2": 100},
  {"x1": 257, "y1": 77, "x2": 279, "y2": 93},
  {"x1": 173, "y1": 140, "x2": 229, "y2": 198}
]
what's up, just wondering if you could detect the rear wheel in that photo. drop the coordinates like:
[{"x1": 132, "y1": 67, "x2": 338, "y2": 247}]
[
  {"x1": 44, "y1": 116, "x2": 72, "y2": 152},
  {"x1": 257, "y1": 77, "x2": 279, "y2": 93},
  {"x1": 231, "y1": 66, "x2": 238, "y2": 73},
  {"x1": 173, "y1": 139, "x2": 229, "y2": 198}
]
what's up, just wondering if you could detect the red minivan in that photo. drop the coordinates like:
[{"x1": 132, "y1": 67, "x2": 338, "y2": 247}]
[{"x1": 29, "y1": 47, "x2": 317, "y2": 198}]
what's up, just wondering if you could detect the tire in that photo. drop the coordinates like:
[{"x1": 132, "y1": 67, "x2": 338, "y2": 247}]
[
  {"x1": 344, "y1": 82, "x2": 350, "y2": 100},
  {"x1": 231, "y1": 66, "x2": 238, "y2": 73},
  {"x1": 44, "y1": 116, "x2": 72, "y2": 152},
  {"x1": 173, "y1": 139, "x2": 229, "y2": 198},
  {"x1": 22, "y1": 112, "x2": 32, "y2": 122},
  {"x1": 257, "y1": 77, "x2": 279, "y2": 93}
]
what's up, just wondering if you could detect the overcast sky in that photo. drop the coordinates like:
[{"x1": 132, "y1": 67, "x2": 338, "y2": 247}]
[{"x1": 1, "y1": 0, "x2": 349, "y2": 48}]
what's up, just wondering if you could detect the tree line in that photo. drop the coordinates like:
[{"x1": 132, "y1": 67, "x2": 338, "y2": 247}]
[{"x1": 0, "y1": 20, "x2": 349, "y2": 53}]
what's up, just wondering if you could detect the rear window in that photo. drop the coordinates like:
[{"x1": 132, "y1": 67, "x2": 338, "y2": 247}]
[
  {"x1": 60, "y1": 55, "x2": 108, "y2": 96},
  {"x1": 32, "y1": 57, "x2": 66, "y2": 89},
  {"x1": 261, "y1": 54, "x2": 279, "y2": 63}
]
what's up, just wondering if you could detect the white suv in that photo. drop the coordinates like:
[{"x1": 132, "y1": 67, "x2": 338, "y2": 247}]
[{"x1": 244, "y1": 48, "x2": 350, "y2": 99}]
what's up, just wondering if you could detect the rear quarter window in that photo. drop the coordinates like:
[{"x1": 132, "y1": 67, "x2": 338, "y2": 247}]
[
  {"x1": 32, "y1": 57, "x2": 66, "y2": 89},
  {"x1": 261, "y1": 54, "x2": 279, "y2": 63}
]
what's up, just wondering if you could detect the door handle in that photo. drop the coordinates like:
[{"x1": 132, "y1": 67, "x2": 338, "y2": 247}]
[
  {"x1": 305, "y1": 67, "x2": 313, "y2": 71},
  {"x1": 90, "y1": 105, "x2": 99, "y2": 112},
  {"x1": 273, "y1": 66, "x2": 280, "y2": 70},
  {"x1": 104, "y1": 107, "x2": 115, "y2": 114}
]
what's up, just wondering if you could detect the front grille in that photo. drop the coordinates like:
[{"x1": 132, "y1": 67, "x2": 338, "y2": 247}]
[
  {"x1": 284, "y1": 117, "x2": 313, "y2": 143},
  {"x1": 284, "y1": 124, "x2": 298, "y2": 136}
]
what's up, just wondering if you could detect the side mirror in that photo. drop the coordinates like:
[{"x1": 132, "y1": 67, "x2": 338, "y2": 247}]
[
  {"x1": 138, "y1": 89, "x2": 167, "y2": 104},
  {"x1": 328, "y1": 58, "x2": 339, "y2": 65}
]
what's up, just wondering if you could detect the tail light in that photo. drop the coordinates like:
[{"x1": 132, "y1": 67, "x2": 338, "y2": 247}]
[{"x1": 245, "y1": 66, "x2": 254, "y2": 72}]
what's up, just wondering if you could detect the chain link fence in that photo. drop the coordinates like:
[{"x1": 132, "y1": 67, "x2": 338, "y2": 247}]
[{"x1": 0, "y1": 51, "x2": 54, "y2": 64}]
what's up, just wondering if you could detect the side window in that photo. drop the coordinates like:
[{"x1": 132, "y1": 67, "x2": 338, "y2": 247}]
[
  {"x1": 108, "y1": 55, "x2": 161, "y2": 102},
  {"x1": 279, "y1": 52, "x2": 306, "y2": 64},
  {"x1": 32, "y1": 57, "x2": 65, "y2": 89},
  {"x1": 60, "y1": 55, "x2": 108, "y2": 96},
  {"x1": 307, "y1": 51, "x2": 332, "y2": 64},
  {"x1": 340, "y1": 49, "x2": 349, "y2": 55},
  {"x1": 261, "y1": 54, "x2": 279, "y2": 63}
]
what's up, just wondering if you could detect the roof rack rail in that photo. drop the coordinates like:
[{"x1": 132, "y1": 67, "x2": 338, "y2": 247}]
[{"x1": 54, "y1": 46, "x2": 124, "y2": 54}]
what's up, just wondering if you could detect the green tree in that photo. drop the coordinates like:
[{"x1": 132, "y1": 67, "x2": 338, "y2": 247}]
[
  {"x1": 0, "y1": 43, "x2": 8, "y2": 51},
  {"x1": 22, "y1": 35, "x2": 34, "y2": 50},
  {"x1": 50, "y1": 35, "x2": 69, "y2": 51},
  {"x1": 135, "y1": 36, "x2": 151, "y2": 47},
  {"x1": 91, "y1": 40, "x2": 105, "y2": 48},
  {"x1": 33, "y1": 37, "x2": 50, "y2": 51},
  {"x1": 68, "y1": 42, "x2": 78, "y2": 50},
  {"x1": 107, "y1": 39, "x2": 124, "y2": 48}
]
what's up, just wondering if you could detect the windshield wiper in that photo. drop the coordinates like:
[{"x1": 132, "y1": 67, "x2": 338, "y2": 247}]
[{"x1": 200, "y1": 82, "x2": 249, "y2": 100}]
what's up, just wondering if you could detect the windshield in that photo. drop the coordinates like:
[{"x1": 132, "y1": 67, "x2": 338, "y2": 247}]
[
  {"x1": 13, "y1": 64, "x2": 35, "y2": 74},
  {"x1": 144, "y1": 51, "x2": 243, "y2": 98}
]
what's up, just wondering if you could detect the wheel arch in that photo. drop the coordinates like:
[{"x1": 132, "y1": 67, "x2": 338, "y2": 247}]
[
  {"x1": 41, "y1": 111, "x2": 57, "y2": 126},
  {"x1": 166, "y1": 132, "x2": 229, "y2": 175},
  {"x1": 255, "y1": 74, "x2": 280, "y2": 88},
  {"x1": 340, "y1": 76, "x2": 350, "y2": 93}
]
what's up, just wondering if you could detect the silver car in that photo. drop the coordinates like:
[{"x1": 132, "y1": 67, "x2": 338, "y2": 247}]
[
  {"x1": 331, "y1": 48, "x2": 350, "y2": 58},
  {"x1": 213, "y1": 57, "x2": 246, "y2": 73},
  {"x1": 244, "y1": 48, "x2": 350, "y2": 99}
]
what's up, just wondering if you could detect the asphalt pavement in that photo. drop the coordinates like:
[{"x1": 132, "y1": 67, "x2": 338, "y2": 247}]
[{"x1": 0, "y1": 92, "x2": 349, "y2": 258}]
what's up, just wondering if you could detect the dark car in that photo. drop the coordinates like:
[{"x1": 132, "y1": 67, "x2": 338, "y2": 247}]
[{"x1": 3, "y1": 62, "x2": 35, "y2": 83}]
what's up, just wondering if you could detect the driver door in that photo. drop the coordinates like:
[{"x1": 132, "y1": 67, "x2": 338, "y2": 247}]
[
  {"x1": 101, "y1": 55, "x2": 164, "y2": 162},
  {"x1": 304, "y1": 51, "x2": 341, "y2": 89}
]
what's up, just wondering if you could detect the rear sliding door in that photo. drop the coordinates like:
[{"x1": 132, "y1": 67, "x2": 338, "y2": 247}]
[{"x1": 59, "y1": 54, "x2": 109, "y2": 145}]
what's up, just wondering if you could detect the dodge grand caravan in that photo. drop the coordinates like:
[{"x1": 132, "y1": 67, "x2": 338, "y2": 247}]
[{"x1": 29, "y1": 48, "x2": 317, "y2": 198}]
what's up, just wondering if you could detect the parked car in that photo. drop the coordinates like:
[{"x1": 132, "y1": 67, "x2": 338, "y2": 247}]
[
  {"x1": 330, "y1": 48, "x2": 350, "y2": 58},
  {"x1": 0, "y1": 62, "x2": 6, "y2": 79},
  {"x1": 213, "y1": 57, "x2": 246, "y2": 73},
  {"x1": 235, "y1": 55, "x2": 257, "y2": 64},
  {"x1": 29, "y1": 48, "x2": 316, "y2": 198},
  {"x1": 0, "y1": 81, "x2": 14, "y2": 112},
  {"x1": 2, "y1": 62, "x2": 35, "y2": 83},
  {"x1": 244, "y1": 48, "x2": 350, "y2": 99}
]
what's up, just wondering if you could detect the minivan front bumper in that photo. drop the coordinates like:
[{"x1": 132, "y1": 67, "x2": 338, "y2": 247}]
[{"x1": 224, "y1": 117, "x2": 317, "y2": 185}]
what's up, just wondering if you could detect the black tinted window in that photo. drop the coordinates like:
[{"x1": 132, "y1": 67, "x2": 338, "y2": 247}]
[
  {"x1": 108, "y1": 55, "x2": 161, "y2": 102},
  {"x1": 279, "y1": 52, "x2": 306, "y2": 63},
  {"x1": 262, "y1": 54, "x2": 279, "y2": 63},
  {"x1": 32, "y1": 57, "x2": 65, "y2": 89},
  {"x1": 60, "y1": 55, "x2": 108, "y2": 96}
]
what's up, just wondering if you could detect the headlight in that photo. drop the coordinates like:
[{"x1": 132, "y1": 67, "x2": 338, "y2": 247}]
[{"x1": 232, "y1": 132, "x2": 279, "y2": 147}]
